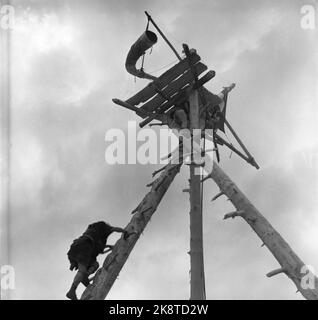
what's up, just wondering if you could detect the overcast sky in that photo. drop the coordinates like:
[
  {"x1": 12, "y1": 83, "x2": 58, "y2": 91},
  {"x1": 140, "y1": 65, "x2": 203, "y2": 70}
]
[{"x1": 5, "y1": 0, "x2": 318, "y2": 299}]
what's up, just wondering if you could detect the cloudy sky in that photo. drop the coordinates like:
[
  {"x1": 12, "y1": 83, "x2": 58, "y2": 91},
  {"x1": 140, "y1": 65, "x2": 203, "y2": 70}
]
[{"x1": 2, "y1": 0, "x2": 318, "y2": 299}]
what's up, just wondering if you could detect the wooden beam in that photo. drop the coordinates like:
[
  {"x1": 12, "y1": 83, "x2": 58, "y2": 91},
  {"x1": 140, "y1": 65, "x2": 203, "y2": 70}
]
[
  {"x1": 145, "y1": 11, "x2": 182, "y2": 61},
  {"x1": 214, "y1": 133, "x2": 253, "y2": 166},
  {"x1": 112, "y1": 98, "x2": 163, "y2": 121},
  {"x1": 224, "y1": 119, "x2": 259, "y2": 169}
]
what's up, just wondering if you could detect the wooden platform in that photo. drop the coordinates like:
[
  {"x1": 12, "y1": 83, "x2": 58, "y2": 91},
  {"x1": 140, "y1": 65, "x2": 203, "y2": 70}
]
[{"x1": 124, "y1": 51, "x2": 214, "y2": 121}]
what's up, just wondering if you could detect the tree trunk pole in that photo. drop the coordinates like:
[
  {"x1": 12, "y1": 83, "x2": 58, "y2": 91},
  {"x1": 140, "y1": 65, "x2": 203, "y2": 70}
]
[
  {"x1": 189, "y1": 90, "x2": 206, "y2": 300},
  {"x1": 210, "y1": 162, "x2": 318, "y2": 300},
  {"x1": 81, "y1": 163, "x2": 181, "y2": 300}
]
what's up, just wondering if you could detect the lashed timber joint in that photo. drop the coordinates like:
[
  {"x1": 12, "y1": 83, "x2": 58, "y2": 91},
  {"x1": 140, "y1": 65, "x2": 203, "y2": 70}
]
[
  {"x1": 210, "y1": 162, "x2": 318, "y2": 300},
  {"x1": 81, "y1": 163, "x2": 181, "y2": 300}
]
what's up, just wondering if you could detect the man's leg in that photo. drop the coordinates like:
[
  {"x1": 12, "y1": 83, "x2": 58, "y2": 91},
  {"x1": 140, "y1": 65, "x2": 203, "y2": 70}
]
[
  {"x1": 88, "y1": 261, "x2": 99, "y2": 275},
  {"x1": 66, "y1": 263, "x2": 88, "y2": 300},
  {"x1": 102, "y1": 245, "x2": 114, "y2": 254},
  {"x1": 82, "y1": 261, "x2": 99, "y2": 287}
]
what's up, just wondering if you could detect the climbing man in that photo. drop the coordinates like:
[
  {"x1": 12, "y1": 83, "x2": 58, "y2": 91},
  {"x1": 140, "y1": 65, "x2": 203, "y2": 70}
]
[{"x1": 66, "y1": 221, "x2": 128, "y2": 300}]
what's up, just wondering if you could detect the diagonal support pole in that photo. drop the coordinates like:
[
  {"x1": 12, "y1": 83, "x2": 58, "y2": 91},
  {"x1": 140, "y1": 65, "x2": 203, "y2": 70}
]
[
  {"x1": 81, "y1": 163, "x2": 182, "y2": 300},
  {"x1": 209, "y1": 162, "x2": 318, "y2": 300},
  {"x1": 145, "y1": 11, "x2": 182, "y2": 61},
  {"x1": 214, "y1": 133, "x2": 255, "y2": 168},
  {"x1": 224, "y1": 119, "x2": 259, "y2": 169}
]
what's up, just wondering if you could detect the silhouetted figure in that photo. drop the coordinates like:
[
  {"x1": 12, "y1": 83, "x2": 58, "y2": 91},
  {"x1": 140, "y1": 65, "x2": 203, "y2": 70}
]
[{"x1": 66, "y1": 221, "x2": 128, "y2": 300}]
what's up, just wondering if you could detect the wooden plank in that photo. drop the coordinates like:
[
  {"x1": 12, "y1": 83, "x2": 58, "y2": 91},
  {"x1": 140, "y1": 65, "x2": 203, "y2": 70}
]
[
  {"x1": 112, "y1": 98, "x2": 163, "y2": 121},
  {"x1": 158, "y1": 71, "x2": 216, "y2": 114},
  {"x1": 139, "y1": 88, "x2": 189, "y2": 127},
  {"x1": 139, "y1": 71, "x2": 216, "y2": 128},
  {"x1": 224, "y1": 119, "x2": 259, "y2": 169},
  {"x1": 140, "y1": 62, "x2": 207, "y2": 113},
  {"x1": 126, "y1": 53, "x2": 201, "y2": 106}
]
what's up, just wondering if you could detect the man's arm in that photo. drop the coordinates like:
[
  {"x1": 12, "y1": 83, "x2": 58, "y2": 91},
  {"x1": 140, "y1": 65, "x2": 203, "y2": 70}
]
[
  {"x1": 111, "y1": 226, "x2": 130, "y2": 240},
  {"x1": 111, "y1": 226, "x2": 126, "y2": 233},
  {"x1": 111, "y1": 226, "x2": 138, "y2": 240}
]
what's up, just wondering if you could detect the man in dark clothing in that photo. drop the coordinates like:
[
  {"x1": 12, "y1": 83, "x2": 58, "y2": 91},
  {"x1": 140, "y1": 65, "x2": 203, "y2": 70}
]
[{"x1": 66, "y1": 221, "x2": 128, "y2": 300}]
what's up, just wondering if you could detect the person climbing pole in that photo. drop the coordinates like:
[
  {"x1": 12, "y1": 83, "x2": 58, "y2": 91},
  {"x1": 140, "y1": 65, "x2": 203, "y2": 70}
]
[{"x1": 66, "y1": 221, "x2": 128, "y2": 300}]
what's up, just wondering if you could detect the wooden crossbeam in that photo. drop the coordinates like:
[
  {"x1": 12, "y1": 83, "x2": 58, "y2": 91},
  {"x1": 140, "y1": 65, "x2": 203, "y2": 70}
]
[
  {"x1": 214, "y1": 134, "x2": 252, "y2": 165},
  {"x1": 112, "y1": 98, "x2": 162, "y2": 121},
  {"x1": 224, "y1": 119, "x2": 259, "y2": 169}
]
